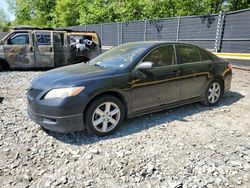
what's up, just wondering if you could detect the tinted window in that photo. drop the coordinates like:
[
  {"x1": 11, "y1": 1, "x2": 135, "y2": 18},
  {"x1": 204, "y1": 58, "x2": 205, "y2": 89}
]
[
  {"x1": 143, "y1": 45, "x2": 175, "y2": 67},
  {"x1": 9, "y1": 34, "x2": 29, "y2": 45},
  {"x1": 200, "y1": 50, "x2": 212, "y2": 62},
  {"x1": 178, "y1": 45, "x2": 200, "y2": 64}
]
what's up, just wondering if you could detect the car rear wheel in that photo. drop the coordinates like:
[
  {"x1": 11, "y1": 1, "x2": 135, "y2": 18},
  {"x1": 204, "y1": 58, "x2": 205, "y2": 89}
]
[
  {"x1": 85, "y1": 95, "x2": 125, "y2": 136},
  {"x1": 202, "y1": 79, "x2": 222, "y2": 106}
]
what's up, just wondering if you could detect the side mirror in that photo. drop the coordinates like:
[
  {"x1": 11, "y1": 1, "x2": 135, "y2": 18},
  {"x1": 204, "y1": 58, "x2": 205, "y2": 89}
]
[{"x1": 136, "y1": 61, "x2": 153, "y2": 71}]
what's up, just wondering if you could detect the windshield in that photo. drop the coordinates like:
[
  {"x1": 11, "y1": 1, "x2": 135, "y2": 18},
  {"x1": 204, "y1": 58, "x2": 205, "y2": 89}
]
[{"x1": 89, "y1": 43, "x2": 149, "y2": 68}]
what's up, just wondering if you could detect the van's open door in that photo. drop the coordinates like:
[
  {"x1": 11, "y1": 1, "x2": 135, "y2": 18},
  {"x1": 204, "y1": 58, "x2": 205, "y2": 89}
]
[
  {"x1": 53, "y1": 31, "x2": 69, "y2": 67},
  {"x1": 34, "y1": 31, "x2": 54, "y2": 68}
]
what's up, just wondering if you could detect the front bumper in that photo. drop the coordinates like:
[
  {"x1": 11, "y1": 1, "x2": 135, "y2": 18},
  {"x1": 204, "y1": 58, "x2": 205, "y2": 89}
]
[
  {"x1": 28, "y1": 108, "x2": 84, "y2": 133},
  {"x1": 27, "y1": 89, "x2": 89, "y2": 133}
]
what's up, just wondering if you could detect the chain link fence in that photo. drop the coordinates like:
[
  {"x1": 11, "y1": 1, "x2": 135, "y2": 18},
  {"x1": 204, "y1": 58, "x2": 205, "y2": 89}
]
[{"x1": 1, "y1": 9, "x2": 250, "y2": 53}]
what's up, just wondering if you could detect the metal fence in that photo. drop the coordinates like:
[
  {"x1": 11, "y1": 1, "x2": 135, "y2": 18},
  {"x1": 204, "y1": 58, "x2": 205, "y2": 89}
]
[{"x1": 1, "y1": 9, "x2": 250, "y2": 53}]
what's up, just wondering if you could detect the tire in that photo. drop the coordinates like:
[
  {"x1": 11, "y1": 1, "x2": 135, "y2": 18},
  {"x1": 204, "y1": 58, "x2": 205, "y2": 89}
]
[
  {"x1": 0, "y1": 59, "x2": 10, "y2": 71},
  {"x1": 85, "y1": 95, "x2": 125, "y2": 136},
  {"x1": 202, "y1": 79, "x2": 222, "y2": 106},
  {"x1": 0, "y1": 64, "x2": 3, "y2": 72}
]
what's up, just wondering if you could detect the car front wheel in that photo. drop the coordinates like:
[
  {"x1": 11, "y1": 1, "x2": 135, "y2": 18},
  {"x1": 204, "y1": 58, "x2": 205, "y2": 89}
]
[
  {"x1": 85, "y1": 95, "x2": 125, "y2": 136},
  {"x1": 202, "y1": 79, "x2": 222, "y2": 106},
  {"x1": 0, "y1": 64, "x2": 4, "y2": 71}
]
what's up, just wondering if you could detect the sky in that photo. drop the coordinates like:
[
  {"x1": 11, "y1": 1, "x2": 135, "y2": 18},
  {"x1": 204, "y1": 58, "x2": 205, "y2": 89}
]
[{"x1": 0, "y1": 0, "x2": 15, "y2": 21}]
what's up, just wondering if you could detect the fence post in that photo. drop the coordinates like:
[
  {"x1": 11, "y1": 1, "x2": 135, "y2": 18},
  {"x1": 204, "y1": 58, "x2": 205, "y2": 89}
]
[
  {"x1": 176, "y1": 17, "x2": 180, "y2": 42},
  {"x1": 215, "y1": 11, "x2": 225, "y2": 52},
  {"x1": 84, "y1": 25, "x2": 87, "y2": 31},
  {"x1": 121, "y1": 22, "x2": 123, "y2": 44},
  {"x1": 101, "y1": 24, "x2": 103, "y2": 46},
  {"x1": 118, "y1": 22, "x2": 120, "y2": 45},
  {"x1": 144, "y1": 20, "x2": 147, "y2": 41}
]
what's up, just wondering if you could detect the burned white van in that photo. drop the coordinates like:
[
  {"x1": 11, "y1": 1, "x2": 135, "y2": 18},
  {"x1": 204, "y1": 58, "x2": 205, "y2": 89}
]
[{"x1": 0, "y1": 27, "x2": 101, "y2": 70}]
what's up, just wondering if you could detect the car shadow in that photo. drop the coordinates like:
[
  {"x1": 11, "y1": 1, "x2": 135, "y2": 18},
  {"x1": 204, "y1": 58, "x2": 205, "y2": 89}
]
[
  {"x1": 0, "y1": 97, "x2": 4, "y2": 103},
  {"x1": 45, "y1": 91, "x2": 244, "y2": 146}
]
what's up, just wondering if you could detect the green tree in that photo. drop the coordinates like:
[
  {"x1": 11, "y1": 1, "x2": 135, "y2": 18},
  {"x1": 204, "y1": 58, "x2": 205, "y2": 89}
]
[
  {"x1": 0, "y1": 8, "x2": 10, "y2": 31},
  {"x1": 8, "y1": 0, "x2": 56, "y2": 27},
  {"x1": 5, "y1": 0, "x2": 250, "y2": 27},
  {"x1": 53, "y1": 0, "x2": 80, "y2": 27}
]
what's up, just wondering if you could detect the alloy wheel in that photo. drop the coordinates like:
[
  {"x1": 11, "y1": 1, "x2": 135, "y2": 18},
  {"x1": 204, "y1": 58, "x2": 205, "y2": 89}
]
[
  {"x1": 208, "y1": 82, "x2": 221, "y2": 104},
  {"x1": 92, "y1": 102, "x2": 121, "y2": 133}
]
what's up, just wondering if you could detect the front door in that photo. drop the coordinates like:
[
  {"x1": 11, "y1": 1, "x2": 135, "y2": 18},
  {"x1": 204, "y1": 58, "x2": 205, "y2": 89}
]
[
  {"x1": 3, "y1": 32, "x2": 35, "y2": 69},
  {"x1": 34, "y1": 31, "x2": 54, "y2": 68},
  {"x1": 131, "y1": 45, "x2": 181, "y2": 112}
]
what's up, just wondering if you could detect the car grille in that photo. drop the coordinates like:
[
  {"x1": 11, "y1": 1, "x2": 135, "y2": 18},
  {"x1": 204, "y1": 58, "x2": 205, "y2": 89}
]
[{"x1": 28, "y1": 88, "x2": 43, "y2": 99}]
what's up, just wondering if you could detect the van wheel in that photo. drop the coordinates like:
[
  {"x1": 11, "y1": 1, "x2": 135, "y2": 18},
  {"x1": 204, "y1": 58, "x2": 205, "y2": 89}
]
[
  {"x1": 85, "y1": 95, "x2": 124, "y2": 136},
  {"x1": 202, "y1": 79, "x2": 222, "y2": 106},
  {"x1": 0, "y1": 64, "x2": 3, "y2": 71}
]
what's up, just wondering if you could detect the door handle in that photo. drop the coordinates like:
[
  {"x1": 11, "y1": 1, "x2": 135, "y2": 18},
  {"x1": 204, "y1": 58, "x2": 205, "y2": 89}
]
[
  {"x1": 30, "y1": 46, "x2": 33, "y2": 52},
  {"x1": 173, "y1": 69, "x2": 181, "y2": 76}
]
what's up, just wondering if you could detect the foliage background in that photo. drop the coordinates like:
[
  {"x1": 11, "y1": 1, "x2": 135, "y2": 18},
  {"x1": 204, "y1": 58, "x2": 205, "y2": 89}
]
[{"x1": 0, "y1": 0, "x2": 250, "y2": 31}]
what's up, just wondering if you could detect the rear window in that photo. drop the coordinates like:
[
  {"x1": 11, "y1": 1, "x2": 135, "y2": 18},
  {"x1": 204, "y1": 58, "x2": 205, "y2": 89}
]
[
  {"x1": 178, "y1": 45, "x2": 200, "y2": 64},
  {"x1": 177, "y1": 45, "x2": 212, "y2": 64},
  {"x1": 200, "y1": 50, "x2": 212, "y2": 62}
]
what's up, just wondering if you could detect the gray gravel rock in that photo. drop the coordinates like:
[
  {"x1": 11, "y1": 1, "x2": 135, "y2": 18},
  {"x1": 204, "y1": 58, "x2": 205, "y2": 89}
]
[{"x1": 0, "y1": 69, "x2": 250, "y2": 187}]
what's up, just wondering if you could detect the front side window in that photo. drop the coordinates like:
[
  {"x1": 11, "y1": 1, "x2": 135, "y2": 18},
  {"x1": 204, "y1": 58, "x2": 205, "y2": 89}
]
[
  {"x1": 143, "y1": 45, "x2": 175, "y2": 67},
  {"x1": 8, "y1": 33, "x2": 29, "y2": 45},
  {"x1": 177, "y1": 45, "x2": 200, "y2": 64}
]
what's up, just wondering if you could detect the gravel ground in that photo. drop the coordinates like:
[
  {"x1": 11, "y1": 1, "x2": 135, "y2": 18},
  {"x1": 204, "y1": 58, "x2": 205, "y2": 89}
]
[{"x1": 0, "y1": 69, "x2": 250, "y2": 188}]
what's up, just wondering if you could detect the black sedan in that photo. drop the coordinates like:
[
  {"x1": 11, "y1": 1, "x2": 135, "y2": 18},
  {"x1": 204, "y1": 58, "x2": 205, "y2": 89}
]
[{"x1": 27, "y1": 42, "x2": 232, "y2": 136}]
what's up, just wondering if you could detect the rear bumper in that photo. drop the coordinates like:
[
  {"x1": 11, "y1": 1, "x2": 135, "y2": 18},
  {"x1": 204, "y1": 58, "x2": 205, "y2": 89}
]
[{"x1": 28, "y1": 108, "x2": 84, "y2": 133}]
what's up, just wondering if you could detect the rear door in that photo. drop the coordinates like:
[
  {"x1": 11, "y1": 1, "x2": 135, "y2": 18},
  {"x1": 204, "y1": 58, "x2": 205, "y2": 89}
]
[
  {"x1": 34, "y1": 31, "x2": 54, "y2": 68},
  {"x1": 3, "y1": 32, "x2": 35, "y2": 68},
  {"x1": 176, "y1": 44, "x2": 211, "y2": 100}
]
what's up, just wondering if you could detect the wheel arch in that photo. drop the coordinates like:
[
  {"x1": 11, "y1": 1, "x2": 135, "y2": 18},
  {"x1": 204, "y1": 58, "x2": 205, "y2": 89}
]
[
  {"x1": 213, "y1": 75, "x2": 225, "y2": 94},
  {"x1": 0, "y1": 58, "x2": 10, "y2": 70},
  {"x1": 83, "y1": 90, "x2": 129, "y2": 120}
]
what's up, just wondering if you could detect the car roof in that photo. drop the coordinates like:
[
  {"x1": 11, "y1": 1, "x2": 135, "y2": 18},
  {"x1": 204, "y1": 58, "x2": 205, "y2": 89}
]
[{"x1": 121, "y1": 41, "x2": 204, "y2": 49}]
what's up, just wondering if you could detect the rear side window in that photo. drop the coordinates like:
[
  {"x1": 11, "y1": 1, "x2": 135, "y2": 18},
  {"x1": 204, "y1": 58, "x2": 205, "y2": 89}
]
[
  {"x1": 200, "y1": 50, "x2": 212, "y2": 62},
  {"x1": 54, "y1": 33, "x2": 64, "y2": 46},
  {"x1": 177, "y1": 45, "x2": 200, "y2": 64},
  {"x1": 35, "y1": 32, "x2": 51, "y2": 45}
]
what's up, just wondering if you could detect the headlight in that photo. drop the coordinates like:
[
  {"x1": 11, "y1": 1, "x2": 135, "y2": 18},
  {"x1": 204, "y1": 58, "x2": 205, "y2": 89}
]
[{"x1": 43, "y1": 86, "x2": 85, "y2": 99}]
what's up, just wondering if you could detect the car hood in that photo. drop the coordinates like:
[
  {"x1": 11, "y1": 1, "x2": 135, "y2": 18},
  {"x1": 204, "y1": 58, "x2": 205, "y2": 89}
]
[{"x1": 31, "y1": 63, "x2": 117, "y2": 89}]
